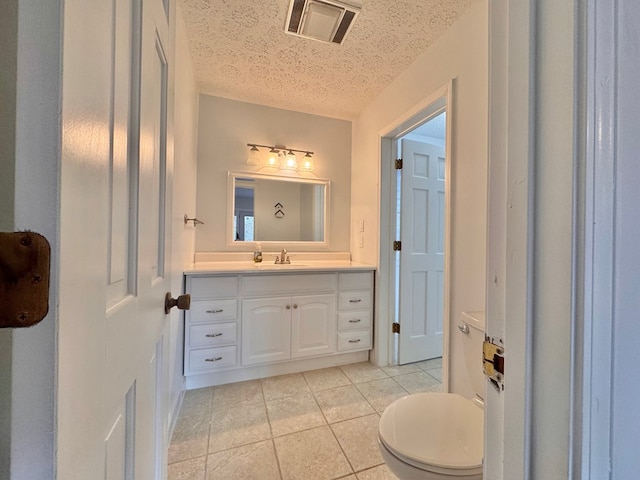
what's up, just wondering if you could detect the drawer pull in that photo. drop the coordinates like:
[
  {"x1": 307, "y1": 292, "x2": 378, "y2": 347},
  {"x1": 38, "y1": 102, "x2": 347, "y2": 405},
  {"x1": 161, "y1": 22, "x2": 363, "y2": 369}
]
[
  {"x1": 205, "y1": 356, "x2": 223, "y2": 362},
  {"x1": 349, "y1": 299, "x2": 362, "y2": 303},
  {"x1": 205, "y1": 333, "x2": 223, "y2": 338},
  {"x1": 348, "y1": 339, "x2": 362, "y2": 343},
  {"x1": 206, "y1": 309, "x2": 223, "y2": 314},
  {"x1": 348, "y1": 319, "x2": 362, "y2": 323}
]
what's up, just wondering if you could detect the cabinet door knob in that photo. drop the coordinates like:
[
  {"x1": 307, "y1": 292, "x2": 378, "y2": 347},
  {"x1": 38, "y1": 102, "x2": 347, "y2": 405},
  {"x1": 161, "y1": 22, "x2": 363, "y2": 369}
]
[
  {"x1": 286, "y1": 305, "x2": 291, "y2": 310},
  {"x1": 293, "y1": 304, "x2": 298, "y2": 309}
]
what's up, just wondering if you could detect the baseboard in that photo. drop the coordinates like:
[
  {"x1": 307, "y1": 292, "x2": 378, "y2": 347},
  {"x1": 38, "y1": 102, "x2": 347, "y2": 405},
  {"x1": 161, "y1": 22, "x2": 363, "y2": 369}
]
[{"x1": 184, "y1": 351, "x2": 369, "y2": 390}]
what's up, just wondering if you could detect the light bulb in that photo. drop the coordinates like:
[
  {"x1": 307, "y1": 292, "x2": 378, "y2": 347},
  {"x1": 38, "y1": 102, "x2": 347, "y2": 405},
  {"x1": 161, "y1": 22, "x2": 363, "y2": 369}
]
[
  {"x1": 301, "y1": 152, "x2": 314, "y2": 171},
  {"x1": 283, "y1": 150, "x2": 297, "y2": 170},
  {"x1": 247, "y1": 145, "x2": 260, "y2": 165},
  {"x1": 266, "y1": 148, "x2": 280, "y2": 167}
]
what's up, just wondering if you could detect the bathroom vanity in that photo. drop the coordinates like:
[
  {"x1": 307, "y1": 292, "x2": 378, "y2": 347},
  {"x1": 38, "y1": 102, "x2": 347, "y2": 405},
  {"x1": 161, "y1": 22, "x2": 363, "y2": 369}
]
[{"x1": 182, "y1": 258, "x2": 375, "y2": 389}]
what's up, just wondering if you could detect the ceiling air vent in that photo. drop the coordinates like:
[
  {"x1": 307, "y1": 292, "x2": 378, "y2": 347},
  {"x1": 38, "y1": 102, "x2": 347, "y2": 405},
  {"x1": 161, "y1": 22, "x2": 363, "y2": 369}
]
[{"x1": 285, "y1": 0, "x2": 361, "y2": 45}]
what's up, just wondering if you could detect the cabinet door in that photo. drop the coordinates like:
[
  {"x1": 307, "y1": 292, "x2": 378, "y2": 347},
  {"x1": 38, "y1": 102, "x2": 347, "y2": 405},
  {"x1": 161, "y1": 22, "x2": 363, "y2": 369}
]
[
  {"x1": 242, "y1": 297, "x2": 291, "y2": 365},
  {"x1": 291, "y1": 294, "x2": 337, "y2": 359}
]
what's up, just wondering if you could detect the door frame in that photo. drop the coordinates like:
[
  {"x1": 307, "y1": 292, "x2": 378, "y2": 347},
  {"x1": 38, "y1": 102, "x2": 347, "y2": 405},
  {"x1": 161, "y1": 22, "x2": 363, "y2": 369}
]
[{"x1": 376, "y1": 80, "x2": 453, "y2": 389}]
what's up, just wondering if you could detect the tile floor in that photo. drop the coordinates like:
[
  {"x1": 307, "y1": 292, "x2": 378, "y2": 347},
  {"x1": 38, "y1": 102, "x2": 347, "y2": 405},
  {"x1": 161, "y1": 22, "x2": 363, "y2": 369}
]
[{"x1": 168, "y1": 359, "x2": 442, "y2": 480}]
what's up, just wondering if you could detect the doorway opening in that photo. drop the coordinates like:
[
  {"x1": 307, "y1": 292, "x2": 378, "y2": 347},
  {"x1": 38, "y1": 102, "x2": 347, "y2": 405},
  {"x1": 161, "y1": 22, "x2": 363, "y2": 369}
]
[
  {"x1": 378, "y1": 84, "x2": 452, "y2": 388},
  {"x1": 393, "y1": 110, "x2": 447, "y2": 364}
]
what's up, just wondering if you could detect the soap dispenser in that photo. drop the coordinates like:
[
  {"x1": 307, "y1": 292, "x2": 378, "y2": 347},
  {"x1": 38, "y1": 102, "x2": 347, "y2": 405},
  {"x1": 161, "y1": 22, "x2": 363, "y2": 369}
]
[{"x1": 253, "y1": 243, "x2": 262, "y2": 263}]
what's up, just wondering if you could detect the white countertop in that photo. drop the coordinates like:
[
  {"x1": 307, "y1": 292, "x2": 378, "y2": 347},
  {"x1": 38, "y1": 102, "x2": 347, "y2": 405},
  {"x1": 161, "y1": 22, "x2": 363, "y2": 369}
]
[{"x1": 184, "y1": 260, "x2": 376, "y2": 275}]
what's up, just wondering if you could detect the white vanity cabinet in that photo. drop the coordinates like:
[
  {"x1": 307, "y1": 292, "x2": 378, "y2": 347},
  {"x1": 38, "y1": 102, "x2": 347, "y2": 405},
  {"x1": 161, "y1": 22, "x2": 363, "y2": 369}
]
[
  {"x1": 184, "y1": 276, "x2": 240, "y2": 375},
  {"x1": 242, "y1": 293, "x2": 336, "y2": 365},
  {"x1": 337, "y1": 272, "x2": 373, "y2": 351},
  {"x1": 183, "y1": 267, "x2": 374, "y2": 388},
  {"x1": 241, "y1": 296, "x2": 291, "y2": 365}
]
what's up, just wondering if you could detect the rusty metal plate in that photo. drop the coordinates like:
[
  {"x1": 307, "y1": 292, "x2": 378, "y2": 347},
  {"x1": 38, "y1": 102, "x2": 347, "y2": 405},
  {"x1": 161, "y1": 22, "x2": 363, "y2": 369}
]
[{"x1": 0, "y1": 232, "x2": 51, "y2": 328}]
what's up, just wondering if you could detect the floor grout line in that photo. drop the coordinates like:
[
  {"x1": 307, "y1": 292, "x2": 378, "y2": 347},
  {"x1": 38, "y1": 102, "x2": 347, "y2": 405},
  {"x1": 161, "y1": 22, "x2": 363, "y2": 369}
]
[{"x1": 168, "y1": 361, "x2": 442, "y2": 479}]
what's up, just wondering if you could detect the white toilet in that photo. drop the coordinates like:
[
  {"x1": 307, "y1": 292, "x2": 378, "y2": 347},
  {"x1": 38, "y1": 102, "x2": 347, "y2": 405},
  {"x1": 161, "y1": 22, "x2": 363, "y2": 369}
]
[{"x1": 378, "y1": 311, "x2": 486, "y2": 479}]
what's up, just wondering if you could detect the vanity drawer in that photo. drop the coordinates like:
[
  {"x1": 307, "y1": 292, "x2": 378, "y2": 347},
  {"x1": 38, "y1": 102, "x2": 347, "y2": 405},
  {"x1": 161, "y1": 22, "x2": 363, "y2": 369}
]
[
  {"x1": 188, "y1": 276, "x2": 238, "y2": 299},
  {"x1": 337, "y1": 330, "x2": 372, "y2": 352},
  {"x1": 338, "y1": 291, "x2": 372, "y2": 310},
  {"x1": 337, "y1": 310, "x2": 372, "y2": 331},
  {"x1": 189, "y1": 299, "x2": 238, "y2": 323},
  {"x1": 189, "y1": 322, "x2": 237, "y2": 348},
  {"x1": 338, "y1": 272, "x2": 372, "y2": 291},
  {"x1": 188, "y1": 346, "x2": 237, "y2": 372},
  {"x1": 242, "y1": 273, "x2": 336, "y2": 296}
]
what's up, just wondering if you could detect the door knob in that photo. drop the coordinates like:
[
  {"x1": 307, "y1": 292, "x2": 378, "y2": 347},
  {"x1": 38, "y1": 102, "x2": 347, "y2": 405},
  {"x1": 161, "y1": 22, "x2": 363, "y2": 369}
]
[{"x1": 164, "y1": 292, "x2": 191, "y2": 314}]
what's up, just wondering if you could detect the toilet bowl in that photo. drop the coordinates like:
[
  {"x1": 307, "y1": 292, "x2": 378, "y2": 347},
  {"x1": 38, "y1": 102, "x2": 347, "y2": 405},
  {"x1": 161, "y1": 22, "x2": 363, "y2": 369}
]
[
  {"x1": 378, "y1": 311, "x2": 486, "y2": 479},
  {"x1": 378, "y1": 392, "x2": 483, "y2": 479}
]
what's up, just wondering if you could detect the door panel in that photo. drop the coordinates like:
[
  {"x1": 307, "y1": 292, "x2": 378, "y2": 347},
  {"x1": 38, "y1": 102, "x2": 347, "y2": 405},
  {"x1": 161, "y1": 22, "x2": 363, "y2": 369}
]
[
  {"x1": 399, "y1": 138, "x2": 445, "y2": 364},
  {"x1": 242, "y1": 297, "x2": 291, "y2": 365},
  {"x1": 291, "y1": 294, "x2": 337, "y2": 358},
  {"x1": 57, "y1": 0, "x2": 172, "y2": 476}
]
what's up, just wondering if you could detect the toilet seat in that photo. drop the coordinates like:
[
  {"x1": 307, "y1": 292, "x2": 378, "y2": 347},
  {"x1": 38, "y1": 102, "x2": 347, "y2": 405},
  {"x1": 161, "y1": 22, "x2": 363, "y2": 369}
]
[{"x1": 378, "y1": 392, "x2": 483, "y2": 476}]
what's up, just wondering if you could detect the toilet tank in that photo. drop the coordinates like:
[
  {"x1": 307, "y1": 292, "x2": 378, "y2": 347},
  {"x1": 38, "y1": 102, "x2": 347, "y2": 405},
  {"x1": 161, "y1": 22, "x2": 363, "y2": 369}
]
[{"x1": 460, "y1": 311, "x2": 486, "y2": 401}]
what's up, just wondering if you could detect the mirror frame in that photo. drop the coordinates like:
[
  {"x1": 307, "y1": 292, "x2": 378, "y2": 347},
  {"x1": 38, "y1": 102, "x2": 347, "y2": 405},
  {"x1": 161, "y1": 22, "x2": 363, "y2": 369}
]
[{"x1": 227, "y1": 171, "x2": 330, "y2": 248}]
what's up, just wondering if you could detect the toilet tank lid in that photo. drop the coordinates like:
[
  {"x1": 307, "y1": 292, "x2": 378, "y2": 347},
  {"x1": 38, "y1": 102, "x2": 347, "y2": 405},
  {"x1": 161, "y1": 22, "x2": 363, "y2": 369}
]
[{"x1": 461, "y1": 311, "x2": 485, "y2": 331}]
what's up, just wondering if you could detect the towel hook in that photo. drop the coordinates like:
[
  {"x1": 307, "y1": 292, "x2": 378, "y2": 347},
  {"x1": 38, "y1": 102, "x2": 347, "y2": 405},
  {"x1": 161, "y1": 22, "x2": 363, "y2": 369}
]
[{"x1": 184, "y1": 214, "x2": 204, "y2": 227}]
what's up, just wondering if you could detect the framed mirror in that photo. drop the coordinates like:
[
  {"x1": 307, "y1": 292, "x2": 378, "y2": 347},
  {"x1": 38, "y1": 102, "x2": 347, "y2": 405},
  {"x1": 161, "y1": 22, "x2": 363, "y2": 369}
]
[{"x1": 227, "y1": 172, "x2": 330, "y2": 246}]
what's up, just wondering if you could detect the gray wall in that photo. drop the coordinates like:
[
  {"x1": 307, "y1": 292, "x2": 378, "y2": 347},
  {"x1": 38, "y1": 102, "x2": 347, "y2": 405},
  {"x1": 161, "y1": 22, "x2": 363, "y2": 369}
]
[{"x1": 195, "y1": 95, "x2": 352, "y2": 252}]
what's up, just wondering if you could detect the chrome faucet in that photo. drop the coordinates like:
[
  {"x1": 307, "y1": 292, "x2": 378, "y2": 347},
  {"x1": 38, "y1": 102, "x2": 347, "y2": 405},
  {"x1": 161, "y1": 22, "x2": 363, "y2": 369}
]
[{"x1": 275, "y1": 249, "x2": 290, "y2": 264}]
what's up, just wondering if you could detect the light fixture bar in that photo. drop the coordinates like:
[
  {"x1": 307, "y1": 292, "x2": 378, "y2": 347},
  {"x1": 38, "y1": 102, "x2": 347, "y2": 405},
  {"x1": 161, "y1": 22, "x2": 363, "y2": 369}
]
[{"x1": 246, "y1": 143, "x2": 314, "y2": 155}]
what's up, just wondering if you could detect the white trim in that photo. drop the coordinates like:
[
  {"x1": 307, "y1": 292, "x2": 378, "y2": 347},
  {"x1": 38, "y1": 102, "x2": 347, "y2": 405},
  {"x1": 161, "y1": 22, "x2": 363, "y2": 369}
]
[
  {"x1": 375, "y1": 80, "x2": 453, "y2": 391},
  {"x1": 225, "y1": 171, "x2": 331, "y2": 249},
  {"x1": 576, "y1": 0, "x2": 616, "y2": 477},
  {"x1": 486, "y1": 1, "x2": 535, "y2": 478},
  {"x1": 184, "y1": 350, "x2": 368, "y2": 389}
]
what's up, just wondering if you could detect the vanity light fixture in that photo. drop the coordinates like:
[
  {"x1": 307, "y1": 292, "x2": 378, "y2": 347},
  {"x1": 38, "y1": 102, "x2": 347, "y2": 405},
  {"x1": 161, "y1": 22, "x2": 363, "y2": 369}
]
[
  {"x1": 266, "y1": 147, "x2": 280, "y2": 168},
  {"x1": 247, "y1": 145, "x2": 260, "y2": 165},
  {"x1": 246, "y1": 143, "x2": 315, "y2": 172},
  {"x1": 300, "y1": 152, "x2": 315, "y2": 171},
  {"x1": 283, "y1": 150, "x2": 298, "y2": 170}
]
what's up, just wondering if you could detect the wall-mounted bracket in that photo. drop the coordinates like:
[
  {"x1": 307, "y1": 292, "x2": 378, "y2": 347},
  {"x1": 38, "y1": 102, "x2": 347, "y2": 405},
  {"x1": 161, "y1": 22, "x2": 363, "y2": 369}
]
[
  {"x1": 0, "y1": 232, "x2": 51, "y2": 328},
  {"x1": 184, "y1": 214, "x2": 204, "y2": 227}
]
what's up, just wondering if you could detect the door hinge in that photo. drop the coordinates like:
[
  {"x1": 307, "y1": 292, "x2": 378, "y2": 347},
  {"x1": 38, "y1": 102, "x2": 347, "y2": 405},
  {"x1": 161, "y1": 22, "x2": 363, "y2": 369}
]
[
  {"x1": 392, "y1": 322, "x2": 400, "y2": 334},
  {"x1": 483, "y1": 337, "x2": 505, "y2": 392},
  {"x1": 393, "y1": 241, "x2": 401, "y2": 251},
  {"x1": 0, "y1": 232, "x2": 51, "y2": 328},
  {"x1": 395, "y1": 158, "x2": 403, "y2": 169}
]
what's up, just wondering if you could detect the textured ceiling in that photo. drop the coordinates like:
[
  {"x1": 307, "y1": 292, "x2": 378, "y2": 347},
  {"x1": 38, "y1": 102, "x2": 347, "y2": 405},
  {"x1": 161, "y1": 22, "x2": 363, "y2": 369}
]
[{"x1": 179, "y1": 0, "x2": 472, "y2": 120}]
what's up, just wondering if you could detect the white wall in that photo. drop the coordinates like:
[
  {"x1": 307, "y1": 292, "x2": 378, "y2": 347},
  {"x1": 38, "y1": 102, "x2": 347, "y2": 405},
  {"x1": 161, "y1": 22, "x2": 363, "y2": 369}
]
[
  {"x1": 195, "y1": 95, "x2": 352, "y2": 252},
  {"x1": 351, "y1": 0, "x2": 488, "y2": 398},
  {"x1": 0, "y1": 0, "x2": 61, "y2": 477},
  {"x1": 168, "y1": 4, "x2": 198, "y2": 433}
]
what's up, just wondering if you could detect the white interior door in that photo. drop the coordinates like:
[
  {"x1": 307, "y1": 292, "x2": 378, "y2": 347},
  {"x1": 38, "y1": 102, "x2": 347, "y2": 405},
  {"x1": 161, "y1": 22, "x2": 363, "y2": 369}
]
[
  {"x1": 398, "y1": 138, "x2": 446, "y2": 364},
  {"x1": 57, "y1": 0, "x2": 173, "y2": 477}
]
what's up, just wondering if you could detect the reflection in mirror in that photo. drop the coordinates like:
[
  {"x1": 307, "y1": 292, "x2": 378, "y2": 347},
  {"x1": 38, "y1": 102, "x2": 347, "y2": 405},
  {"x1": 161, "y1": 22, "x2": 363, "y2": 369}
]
[
  {"x1": 234, "y1": 183, "x2": 255, "y2": 241},
  {"x1": 229, "y1": 172, "x2": 329, "y2": 245}
]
